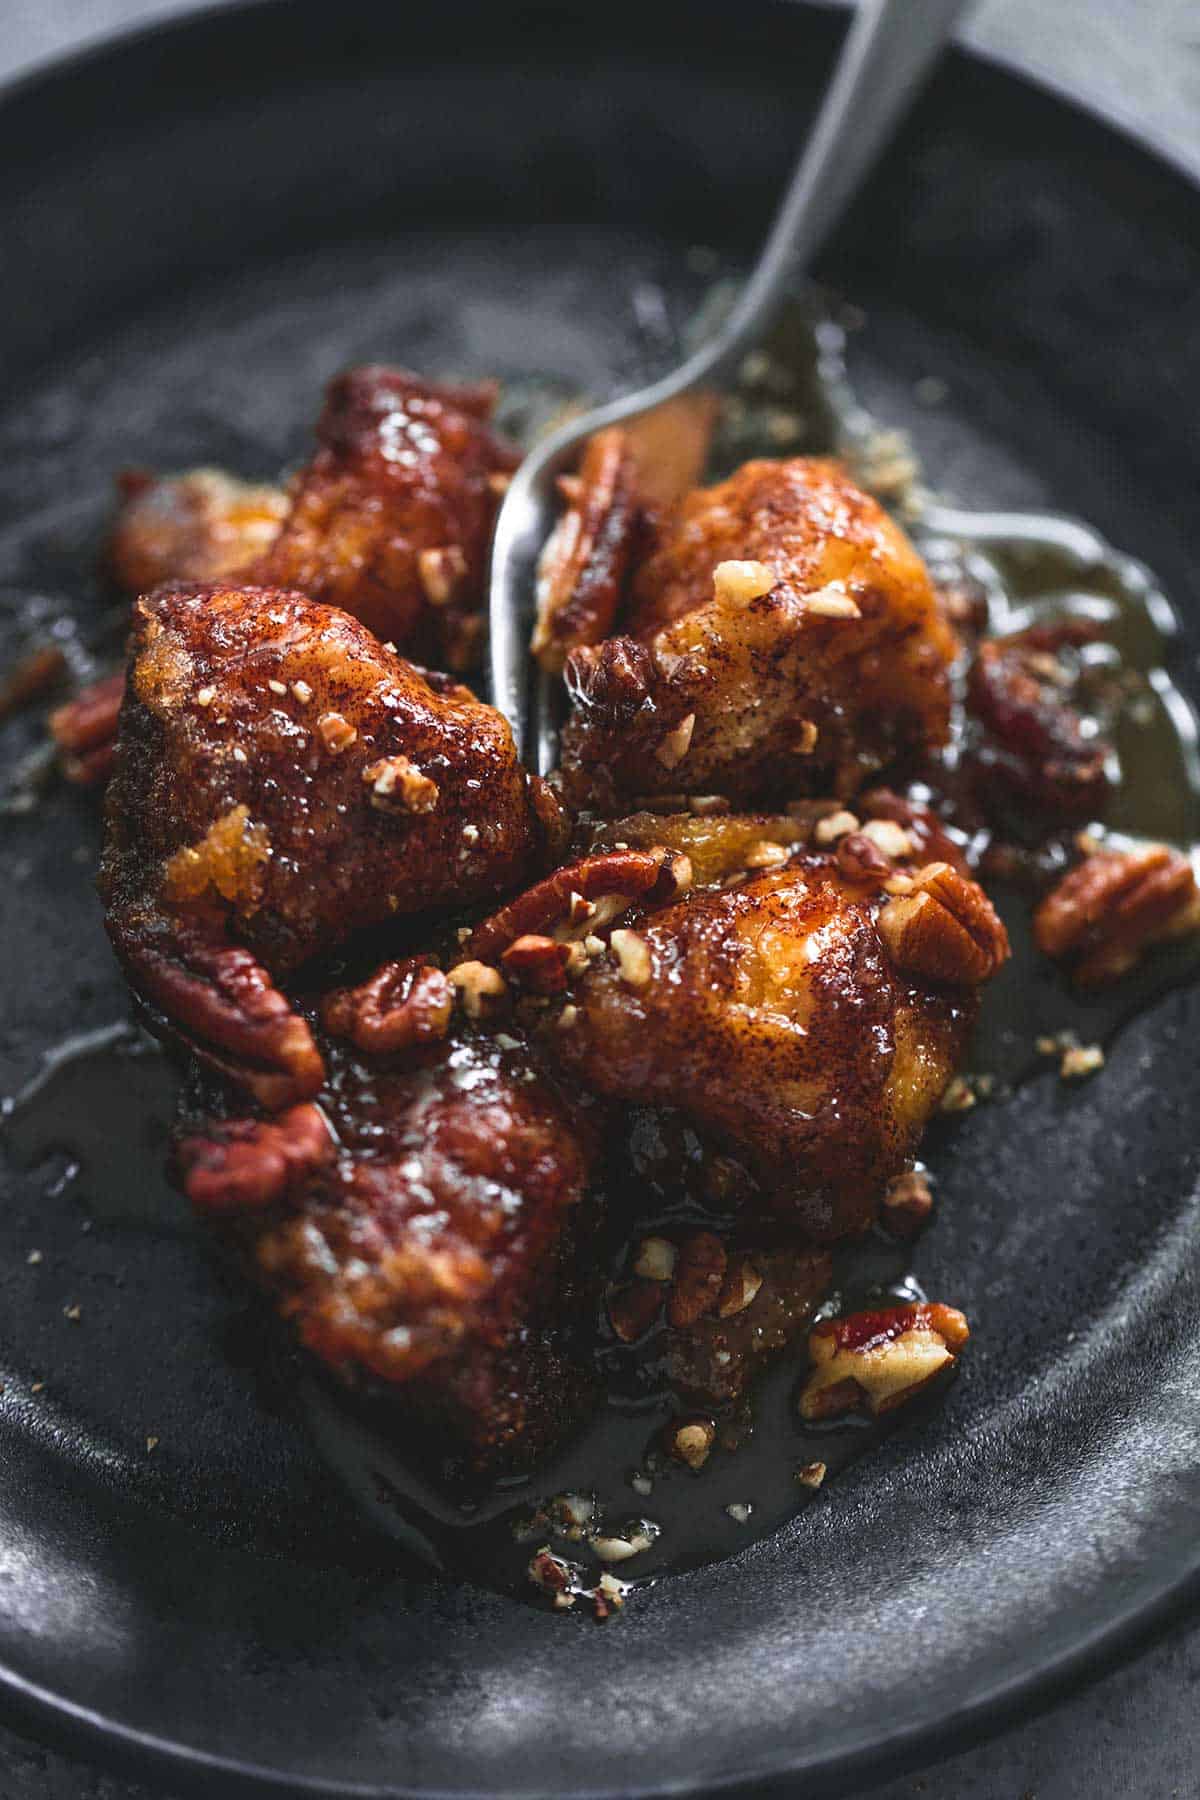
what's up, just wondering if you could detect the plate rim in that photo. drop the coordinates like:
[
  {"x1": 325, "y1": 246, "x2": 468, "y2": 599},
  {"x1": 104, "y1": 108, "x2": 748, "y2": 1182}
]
[{"x1": 2, "y1": 2, "x2": 1198, "y2": 1794}]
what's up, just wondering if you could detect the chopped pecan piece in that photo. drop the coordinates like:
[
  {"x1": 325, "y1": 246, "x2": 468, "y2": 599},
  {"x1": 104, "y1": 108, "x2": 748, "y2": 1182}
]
[
  {"x1": 500, "y1": 934, "x2": 574, "y2": 994},
  {"x1": 836, "y1": 830, "x2": 892, "y2": 883},
  {"x1": 665, "y1": 1416, "x2": 716, "y2": 1470},
  {"x1": 527, "y1": 1548, "x2": 578, "y2": 1610},
  {"x1": 712, "y1": 560, "x2": 775, "y2": 606},
  {"x1": 669, "y1": 1246, "x2": 834, "y2": 1408},
  {"x1": 1033, "y1": 844, "x2": 1200, "y2": 985},
  {"x1": 880, "y1": 1168, "x2": 934, "y2": 1237},
  {"x1": 715, "y1": 1259, "x2": 763, "y2": 1317},
  {"x1": 665, "y1": 1231, "x2": 727, "y2": 1329},
  {"x1": 858, "y1": 789, "x2": 972, "y2": 877},
  {"x1": 608, "y1": 1278, "x2": 665, "y2": 1343},
  {"x1": 876, "y1": 862, "x2": 1009, "y2": 985},
  {"x1": 362, "y1": 754, "x2": 439, "y2": 814},
  {"x1": 609, "y1": 928, "x2": 653, "y2": 988},
  {"x1": 588, "y1": 1521, "x2": 659, "y2": 1563},
  {"x1": 446, "y1": 960, "x2": 507, "y2": 1019},
  {"x1": 632, "y1": 1236, "x2": 677, "y2": 1282},
  {"x1": 316, "y1": 710, "x2": 357, "y2": 754},
  {"x1": 656, "y1": 712, "x2": 696, "y2": 770},
  {"x1": 859, "y1": 819, "x2": 912, "y2": 860},
  {"x1": 814, "y1": 809, "x2": 859, "y2": 845},
  {"x1": 801, "y1": 582, "x2": 861, "y2": 618},
  {"x1": 798, "y1": 1301, "x2": 969, "y2": 1420},
  {"x1": 417, "y1": 544, "x2": 468, "y2": 607}
]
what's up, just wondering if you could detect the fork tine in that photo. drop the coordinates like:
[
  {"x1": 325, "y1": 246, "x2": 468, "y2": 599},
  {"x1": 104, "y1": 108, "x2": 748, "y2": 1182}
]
[
  {"x1": 487, "y1": 468, "x2": 538, "y2": 764},
  {"x1": 535, "y1": 665, "x2": 562, "y2": 780}
]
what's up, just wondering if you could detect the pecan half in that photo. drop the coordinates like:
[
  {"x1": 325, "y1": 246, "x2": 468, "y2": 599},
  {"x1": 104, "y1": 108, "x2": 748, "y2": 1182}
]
[
  {"x1": 49, "y1": 669, "x2": 126, "y2": 785},
  {"x1": 533, "y1": 428, "x2": 643, "y2": 672},
  {"x1": 178, "y1": 1103, "x2": 334, "y2": 1215},
  {"x1": 0, "y1": 644, "x2": 66, "y2": 721},
  {"x1": 321, "y1": 957, "x2": 453, "y2": 1053},
  {"x1": 798, "y1": 1301, "x2": 969, "y2": 1420},
  {"x1": 1033, "y1": 844, "x2": 1200, "y2": 985},
  {"x1": 967, "y1": 630, "x2": 1110, "y2": 819},
  {"x1": 111, "y1": 913, "x2": 325, "y2": 1109},
  {"x1": 464, "y1": 846, "x2": 691, "y2": 963},
  {"x1": 564, "y1": 635, "x2": 655, "y2": 715},
  {"x1": 876, "y1": 862, "x2": 1009, "y2": 985}
]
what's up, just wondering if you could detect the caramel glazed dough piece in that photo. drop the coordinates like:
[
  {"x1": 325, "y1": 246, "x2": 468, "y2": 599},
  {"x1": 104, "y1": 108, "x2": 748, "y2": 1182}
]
[
  {"x1": 255, "y1": 363, "x2": 519, "y2": 672},
  {"x1": 52, "y1": 364, "x2": 518, "y2": 784},
  {"x1": 100, "y1": 582, "x2": 562, "y2": 1108},
  {"x1": 543, "y1": 451, "x2": 959, "y2": 810},
  {"x1": 176, "y1": 1022, "x2": 599, "y2": 1476},
  {"x1": 456, "y1": 803, "x2": 1009, "y2": 1243}
]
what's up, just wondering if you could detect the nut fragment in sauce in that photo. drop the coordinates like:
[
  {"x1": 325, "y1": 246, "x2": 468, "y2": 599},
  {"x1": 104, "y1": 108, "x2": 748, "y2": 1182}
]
[
  {"x1": 362, "y1": 755, "x2": 439, "y2": 814},
  {"x1": 1060, "y1": 1042, "x2": 1105, "y2": 1080},
  {"x1": 799, "y1": 1302, "x2": 969, "y2": 1420},
  {"x1": 814, "y1": 810, "x2": 859, "y2": 845},
  {"x1": 716, "y1": 1260, "x2": 763, "y2": 1317},
  {"x1": 609, "y1": 928, "x2": 652, "y2": 988},
  {"x1": 633, "y1": 1236, "x2": 677, "y2": 1282},
  {"x1": 656, "y1": 713, "x2": 696, "y2": 769},
  {"x1": 447, "y1": 960, "x2": 507, "y2": 1018},
  {"x1": 417, "y1": 544, "x2": 468, "y2": 606},
  {"x1": 667, "y1": 1418, "x2": 716, "y2": 1470},
  {"x1": 589, "y1": 1522, "x2": 659, "y2": 1563},
  {"x1": 712, "y1": 559, "x2": 775, "y2": 605},
  {"x1": 743, "y1": 840, "x2": 790, "y2": 870},
  {"x1": 803, "y1": 582, "x2": 861, "y2": 618},
  {"x1": 859, "y1": 818, "x2": 912, "y2": 860},
  {"x1": 881, "y1": 1168, "x2": 933, "y2": 1236},
  {"x1": 317, "y1": 711, "x2": 357, "y2": 754}
]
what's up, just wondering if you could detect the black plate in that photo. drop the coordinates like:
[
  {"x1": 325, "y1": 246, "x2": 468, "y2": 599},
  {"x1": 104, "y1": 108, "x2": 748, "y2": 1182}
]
[{"x1": 1, "y1": 2, "x2": 1199, "y2": 1794}]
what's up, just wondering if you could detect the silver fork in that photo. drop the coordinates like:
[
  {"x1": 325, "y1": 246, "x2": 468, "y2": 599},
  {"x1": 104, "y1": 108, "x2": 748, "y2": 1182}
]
[{"x1": 488, "y1": 0, "x2": 969, "y2": 774}]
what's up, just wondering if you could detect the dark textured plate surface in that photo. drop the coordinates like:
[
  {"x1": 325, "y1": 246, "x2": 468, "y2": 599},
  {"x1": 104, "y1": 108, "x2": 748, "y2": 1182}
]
[{"x1": 1, "y1": 2, "x2": 1199, "y2": 1794}]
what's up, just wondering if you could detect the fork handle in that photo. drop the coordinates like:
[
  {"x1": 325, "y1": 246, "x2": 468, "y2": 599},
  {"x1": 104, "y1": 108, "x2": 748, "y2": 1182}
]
[
  {"x1": 715, "y1": 0, "x2": 971, "y2": 377},
  {"x1": 491, "y1": 0, "x2": 969, "y2": 769}
]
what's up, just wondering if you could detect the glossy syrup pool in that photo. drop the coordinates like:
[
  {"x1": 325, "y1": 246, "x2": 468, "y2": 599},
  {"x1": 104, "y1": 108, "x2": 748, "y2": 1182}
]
[{"x1": 3, "y1": 272, "x2": 1200, "y2": 1613}]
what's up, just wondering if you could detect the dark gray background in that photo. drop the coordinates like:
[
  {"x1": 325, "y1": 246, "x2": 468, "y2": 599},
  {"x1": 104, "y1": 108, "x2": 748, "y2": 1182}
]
[{"x1": 2, "y1": 3, "x2": 1199, "y2": 1797}]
